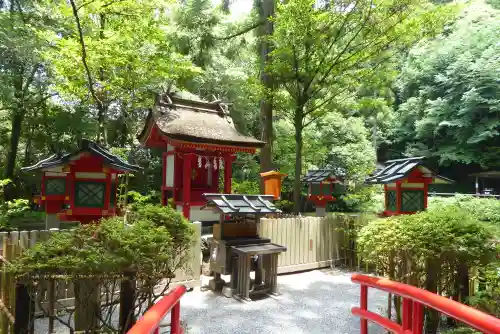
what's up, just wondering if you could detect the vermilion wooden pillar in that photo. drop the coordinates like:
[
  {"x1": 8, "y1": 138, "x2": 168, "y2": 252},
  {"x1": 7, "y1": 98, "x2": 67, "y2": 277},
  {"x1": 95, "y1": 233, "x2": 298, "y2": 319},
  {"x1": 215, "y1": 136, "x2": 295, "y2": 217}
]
[
  {"x1": 423, "y1": 182, "x2": 429, "y2": 209},
  {"x1": 224, "y1": 155, "x2": 234, "y2": 194},
  {"x1": 182, "y1": 153, "x2": 194, "y2": 219},
  {"x1": 161, "y1": 152, "x2": 167, "y2": 206},
  {"x1": 395, "y1": 182, "x2": 402, "y2": 215}
]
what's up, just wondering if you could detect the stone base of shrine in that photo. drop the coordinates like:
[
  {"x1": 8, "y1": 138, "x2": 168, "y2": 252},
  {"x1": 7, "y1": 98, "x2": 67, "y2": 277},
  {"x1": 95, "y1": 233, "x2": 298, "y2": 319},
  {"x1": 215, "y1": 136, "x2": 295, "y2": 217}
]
[{"x1": 45, "y1": 213, "x2": 61, "y2": 229}]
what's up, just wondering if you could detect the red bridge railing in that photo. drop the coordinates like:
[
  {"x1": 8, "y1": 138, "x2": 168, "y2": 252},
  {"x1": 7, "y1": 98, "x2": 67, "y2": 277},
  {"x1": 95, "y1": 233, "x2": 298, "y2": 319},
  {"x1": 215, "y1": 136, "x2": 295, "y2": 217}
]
[
  {"x1": 128, "y1": 285, "x2": 186, "y2": 334},
  {"x1": 351, "y1": 274, "x2": 500, "y2": 334}
]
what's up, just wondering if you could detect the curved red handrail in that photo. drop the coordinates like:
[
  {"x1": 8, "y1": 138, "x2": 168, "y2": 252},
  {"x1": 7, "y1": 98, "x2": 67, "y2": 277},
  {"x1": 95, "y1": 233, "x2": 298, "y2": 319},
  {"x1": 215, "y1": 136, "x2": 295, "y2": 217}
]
[
  {"x1": 351, "y1": 274, "x2": 500, "y2": 334},
  {"x1": 128, "y1": 285, "x2": 187, "y2": 334}
]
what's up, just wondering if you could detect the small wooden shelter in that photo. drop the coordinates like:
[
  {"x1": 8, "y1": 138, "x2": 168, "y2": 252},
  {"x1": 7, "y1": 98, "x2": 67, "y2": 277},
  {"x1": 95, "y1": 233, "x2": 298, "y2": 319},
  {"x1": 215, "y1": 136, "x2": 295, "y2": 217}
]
[
  {"x1": 302, "y1": 169, "x2": 342, "y2": 216},
  {"x1": 21, "y1": 139, "x2": 141, "y2": 226},
  {"x1": 366, "y1": 157, "x2": 453, "y2": 216},
  {"x1": 202, "y1": 193, "x2": 285, "y2": 301},
  {"x1": 138, "y1": 92, "x2": 265, "y2": 221}
]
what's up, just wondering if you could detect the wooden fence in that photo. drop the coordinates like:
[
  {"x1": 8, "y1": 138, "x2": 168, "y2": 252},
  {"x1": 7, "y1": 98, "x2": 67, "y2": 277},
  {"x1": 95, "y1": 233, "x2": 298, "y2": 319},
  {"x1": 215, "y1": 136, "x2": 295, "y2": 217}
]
[
  {"x1": 259, "y1": 214, "x2": 359, "y2": 274},
  {"x1": 0, "y1": 222, "x2": 201, "y2": 332}
]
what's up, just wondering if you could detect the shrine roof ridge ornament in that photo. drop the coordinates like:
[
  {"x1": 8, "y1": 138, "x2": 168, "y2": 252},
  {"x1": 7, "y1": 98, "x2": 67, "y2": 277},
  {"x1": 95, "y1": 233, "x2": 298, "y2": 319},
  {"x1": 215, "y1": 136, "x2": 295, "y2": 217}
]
[
  {"x1": 302, "y1": 169, "x2": 343, "y2": 183},
  {"x1": 366, "y1": 156, "x2": 453, "y2": 184},
  {"x1": 201, "y1": 193, "x2": 281, "y2": 215},
  {"x1": 21, "y1": 139, "x2": 141, "y2": 173},
  {"x1": 137, "y1": 92, "x2": 265, "y2": 149}
]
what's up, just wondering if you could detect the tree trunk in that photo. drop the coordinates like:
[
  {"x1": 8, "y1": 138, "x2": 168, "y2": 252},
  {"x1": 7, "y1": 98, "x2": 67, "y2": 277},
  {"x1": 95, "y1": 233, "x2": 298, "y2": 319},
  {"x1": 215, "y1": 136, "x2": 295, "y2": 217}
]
[
  {"x1": 96, "y1": 13, "x2": 108, "y2": 145},
  {"x1": 222, "y1": 0, "x2": 231, "y2": 13},
  {"x1": 458, "y1": 262, "x2": 469, "y2": 302},
  {"x1": 258, "y1": 0, "x2": 275, "y2": 192},
  {"x1": 119, "y1": 271, "x2": 137, "y2": 332},
  {"x1": 293, "y1": 106, "x2": 303, "y2": 214},
  {"x1": 4, "y1": 111, "x2": 24, "y2": 200},
  {"x1": 424, "y1": 258, "x2": 440, "y2": 334}
]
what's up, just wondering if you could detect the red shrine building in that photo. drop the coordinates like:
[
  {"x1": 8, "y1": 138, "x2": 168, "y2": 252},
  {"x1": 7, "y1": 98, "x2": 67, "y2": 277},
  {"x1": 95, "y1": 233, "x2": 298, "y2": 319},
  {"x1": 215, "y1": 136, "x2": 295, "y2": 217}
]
[
  {"x1": 138, "y1": 92, "x2": 265, "y2": 221},
  {"x1": 22, "y1": 139, "x2": 141, "y2": 227},
  {"x1": 366, "y1": 157, "x2": 453, "y2": 216}
]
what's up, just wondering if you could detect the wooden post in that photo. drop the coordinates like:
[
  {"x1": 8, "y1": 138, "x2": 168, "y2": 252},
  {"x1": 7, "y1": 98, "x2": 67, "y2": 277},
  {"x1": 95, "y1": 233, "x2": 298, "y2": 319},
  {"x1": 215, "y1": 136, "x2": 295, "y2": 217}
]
[
  {"x1": 14, "y1": 283, "x2": 34, "y2": 334},
  {"x1": 182, "y1": 153, "x2": 193, "y2": 219},
  {"x1": 48, "y1": 279, "x2": 55, "y2": 333},
  {"x1": 395, "y1": 182, "x2": 402, "y2": 214},
  {"x1": 119, "y1": 271, "x2": 137, "y2": 332},
  {"x1": 74, "y1": 278, "x2": 100, "y2": 333},
  {"x1": 1, "y1": 235, "x2": 11, "y2": 333},
  {"x1": 224, "y1": 155, "x2": 233, "y2": 194},
  {"x1": 162, "y1": 152, "x2": 167, "y2": 206},
  {"x1": 424, "y1": 258, "x2": 440, "y2": 334}
]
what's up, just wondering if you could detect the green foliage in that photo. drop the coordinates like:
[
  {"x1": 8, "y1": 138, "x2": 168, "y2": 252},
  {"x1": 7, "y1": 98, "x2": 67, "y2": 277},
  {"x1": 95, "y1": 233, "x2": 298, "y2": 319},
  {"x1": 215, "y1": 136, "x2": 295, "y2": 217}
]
[
  {"x1": 126, "y1": 191, "x2": 161, "y2": 206},
  {"x1": 468, "y1": 261, "x2": 500, "y2": 317},
  {"x1": 0, "y1": 178, "x2": 11, "y2": 202},
  {"x1": 10, "y1": 211, "x2": 194, "y2": 277},
  {"x1": 0, "y1": 199, "x2": 45, "y2": 231},
  {"x1": 268, "y1": 0, "x2": 456, "y2": 212},
  {"x1": 428, "y1": 195, "x2": 500, "y2": 233},
  {"x1": 275, "y1": 199, "x2": 293, "y2": 213},
  {"x1": 232, "y1": 179, "x2": 260, "y2": 195},
  {"x1": 128, "y1": 204, "x2": 193, "y2": 246},
  {"x1": 393, "y1": 1, "x2": 500, "y2": 167},
  {"x1": 359, "y1": 205, "x2": 496, "y2": 264}
]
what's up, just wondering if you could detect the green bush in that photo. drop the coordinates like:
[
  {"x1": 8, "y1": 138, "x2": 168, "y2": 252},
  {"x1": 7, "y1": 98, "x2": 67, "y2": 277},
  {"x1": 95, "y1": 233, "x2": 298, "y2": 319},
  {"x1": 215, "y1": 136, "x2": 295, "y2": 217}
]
[
  {"x1": 128, "y1": 203, "x2": 193, "y2": 245},
  {"x1": 10, "y1": 213, "x2": 194, "y2": 277},
  {"x1": 126, "y1": 190, "x2": 161, "y2": 205},
  {"x1": 232, "y1": 180, "x2": 260, "y2": 195},
  {"x1": 429, "y1": 195, "x2": 500, "y2": 230},
  {"x1": 275, "y1": 199, "x2": 293, "y2": 213},
  {"x1": 358, "y1": 205, "x2": 496, "y2": 270},
  {"x1": 0, "y1": 199, "x2": 45, "y2": 231}
]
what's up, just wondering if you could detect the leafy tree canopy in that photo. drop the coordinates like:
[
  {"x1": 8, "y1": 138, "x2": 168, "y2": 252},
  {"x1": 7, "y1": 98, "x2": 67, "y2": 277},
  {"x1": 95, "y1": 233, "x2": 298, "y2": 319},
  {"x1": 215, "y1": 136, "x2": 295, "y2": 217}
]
[{"x1": 392, "y1": 0, "x2": 500, "y2": 167}]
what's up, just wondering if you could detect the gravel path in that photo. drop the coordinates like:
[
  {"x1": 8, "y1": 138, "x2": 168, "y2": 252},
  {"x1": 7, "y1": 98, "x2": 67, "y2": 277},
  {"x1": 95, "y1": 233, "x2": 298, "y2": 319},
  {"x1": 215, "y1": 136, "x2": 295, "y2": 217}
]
[
  {"x1": 35, "y1": 269, "x2": 388, "y2": 333},
  {"x1": 176, "y1": 269, "x2": 387, "y2": 334}
]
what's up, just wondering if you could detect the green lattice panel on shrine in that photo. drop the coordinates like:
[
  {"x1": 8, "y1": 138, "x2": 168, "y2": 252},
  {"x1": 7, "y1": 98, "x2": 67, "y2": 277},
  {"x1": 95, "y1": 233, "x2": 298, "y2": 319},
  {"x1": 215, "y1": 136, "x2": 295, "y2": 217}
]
[
  {"x1": 386, "y1": 190, "x2": 397, "y2": 211},
  {"x1": 45, "y1": 178, "x2": 66, "y2": 195},
  {"x1": 75, "y1": 181, "x2": 106, "y2": 208},
  {"x1": 401, "y1": 190, "x2": 425, "y2": 212},
  {"x1": 311, "y1": 183, "x2": 321, "y2": 196}
]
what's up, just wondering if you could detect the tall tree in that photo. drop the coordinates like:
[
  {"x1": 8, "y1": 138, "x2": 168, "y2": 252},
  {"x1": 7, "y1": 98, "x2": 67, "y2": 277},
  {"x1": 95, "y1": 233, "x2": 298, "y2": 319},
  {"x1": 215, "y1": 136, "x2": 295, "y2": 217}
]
[
  {"x1": 393, "y1": 0, "x2": 500, "y2": 168},
  {"x1": 0, "y1": 0, "x2": 49, "y2": 199},
  {"x1": 269, "y1": 0, "x2": 456, "y2": 213},
  {"x1": 38, "y1": 0, "x2": 199, "y2": 146},
  {"x1": 257, "y1": 0, "x2": 276, "y2": 187}
]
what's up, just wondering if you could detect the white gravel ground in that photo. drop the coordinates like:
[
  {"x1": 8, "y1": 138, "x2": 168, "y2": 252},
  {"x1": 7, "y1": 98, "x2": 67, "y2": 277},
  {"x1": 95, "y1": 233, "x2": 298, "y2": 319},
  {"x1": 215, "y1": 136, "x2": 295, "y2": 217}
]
[
  {"x1": 175, "y1": 269, "x2": 387, "y2": 334},
  {"x1": 35, "y1": 269, "x2": 388, "y2": 333}
]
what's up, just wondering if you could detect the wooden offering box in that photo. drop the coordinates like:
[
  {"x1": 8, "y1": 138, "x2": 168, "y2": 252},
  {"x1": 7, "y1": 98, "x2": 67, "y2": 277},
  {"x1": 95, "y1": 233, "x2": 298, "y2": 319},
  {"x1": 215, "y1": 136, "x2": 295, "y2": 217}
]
[{"x1": 202, "y1": 193, "x2": 286, "y2": 301}]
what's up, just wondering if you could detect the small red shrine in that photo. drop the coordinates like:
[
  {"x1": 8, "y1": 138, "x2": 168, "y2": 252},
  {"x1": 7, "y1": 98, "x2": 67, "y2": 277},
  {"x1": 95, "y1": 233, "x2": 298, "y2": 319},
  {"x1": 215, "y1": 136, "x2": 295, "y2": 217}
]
[
  {"x1": 137, "y1": 92, "x2": 265, "y2": 221},
  {"x1": 302, "y1": 169, "x2": 342, "y2": 216},
  {"x1": 21, "y1": 139, "x2": 141, "y2": 226},
  {"x1": 366, "y1": 157, "x2": 453, "y2": 216}
]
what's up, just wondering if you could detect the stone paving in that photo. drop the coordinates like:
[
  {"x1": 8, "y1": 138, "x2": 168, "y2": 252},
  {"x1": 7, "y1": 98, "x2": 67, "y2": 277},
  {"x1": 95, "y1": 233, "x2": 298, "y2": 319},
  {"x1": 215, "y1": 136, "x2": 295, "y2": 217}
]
[
  {"x1": 35, "y1": 269, "x2": 387, "y2": 333},
  {"x1": 174, "y1": 269, "x2": 387, "y2": 334}
]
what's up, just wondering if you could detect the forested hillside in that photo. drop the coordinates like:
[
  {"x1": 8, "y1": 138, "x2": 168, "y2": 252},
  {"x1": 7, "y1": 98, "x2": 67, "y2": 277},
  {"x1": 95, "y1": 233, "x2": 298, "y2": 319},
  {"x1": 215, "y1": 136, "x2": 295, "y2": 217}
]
[{"x1": 1, "y1": 0, "x2": 498, "y2": 210}]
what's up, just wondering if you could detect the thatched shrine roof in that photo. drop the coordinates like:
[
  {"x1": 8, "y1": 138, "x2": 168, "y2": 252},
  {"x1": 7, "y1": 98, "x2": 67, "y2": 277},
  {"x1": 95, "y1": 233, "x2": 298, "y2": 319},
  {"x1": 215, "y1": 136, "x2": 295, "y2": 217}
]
[{"x1": 138, "y1": 92, "x2": 265, "y2": 149}]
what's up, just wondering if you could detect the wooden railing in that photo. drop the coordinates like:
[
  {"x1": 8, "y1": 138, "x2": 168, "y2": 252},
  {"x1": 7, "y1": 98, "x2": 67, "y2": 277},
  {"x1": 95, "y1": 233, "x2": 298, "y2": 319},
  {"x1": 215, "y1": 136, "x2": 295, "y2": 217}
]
[
  {"x1": 127, "y1": 285, "x2": 186, "y2": 334},
  {"x1": 351, "y1": 274, "x2": 500, "y2": 334}
]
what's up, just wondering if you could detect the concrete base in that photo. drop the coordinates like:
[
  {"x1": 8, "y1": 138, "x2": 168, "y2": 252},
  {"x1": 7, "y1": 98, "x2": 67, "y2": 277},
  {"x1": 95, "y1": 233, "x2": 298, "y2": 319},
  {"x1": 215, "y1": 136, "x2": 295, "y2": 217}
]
[
  {"x1": 208, "y1": 278, "x2": 225, "y2": 292},
  {"x1": 45, "y1": 213, "x2": 61, "y2": 229},
  {"x1": 222, "y1": 285, "x2": 233, "y2": 298},
  {"x1": 315, "y1": 206, "x2": 327, "y2": 217}
]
